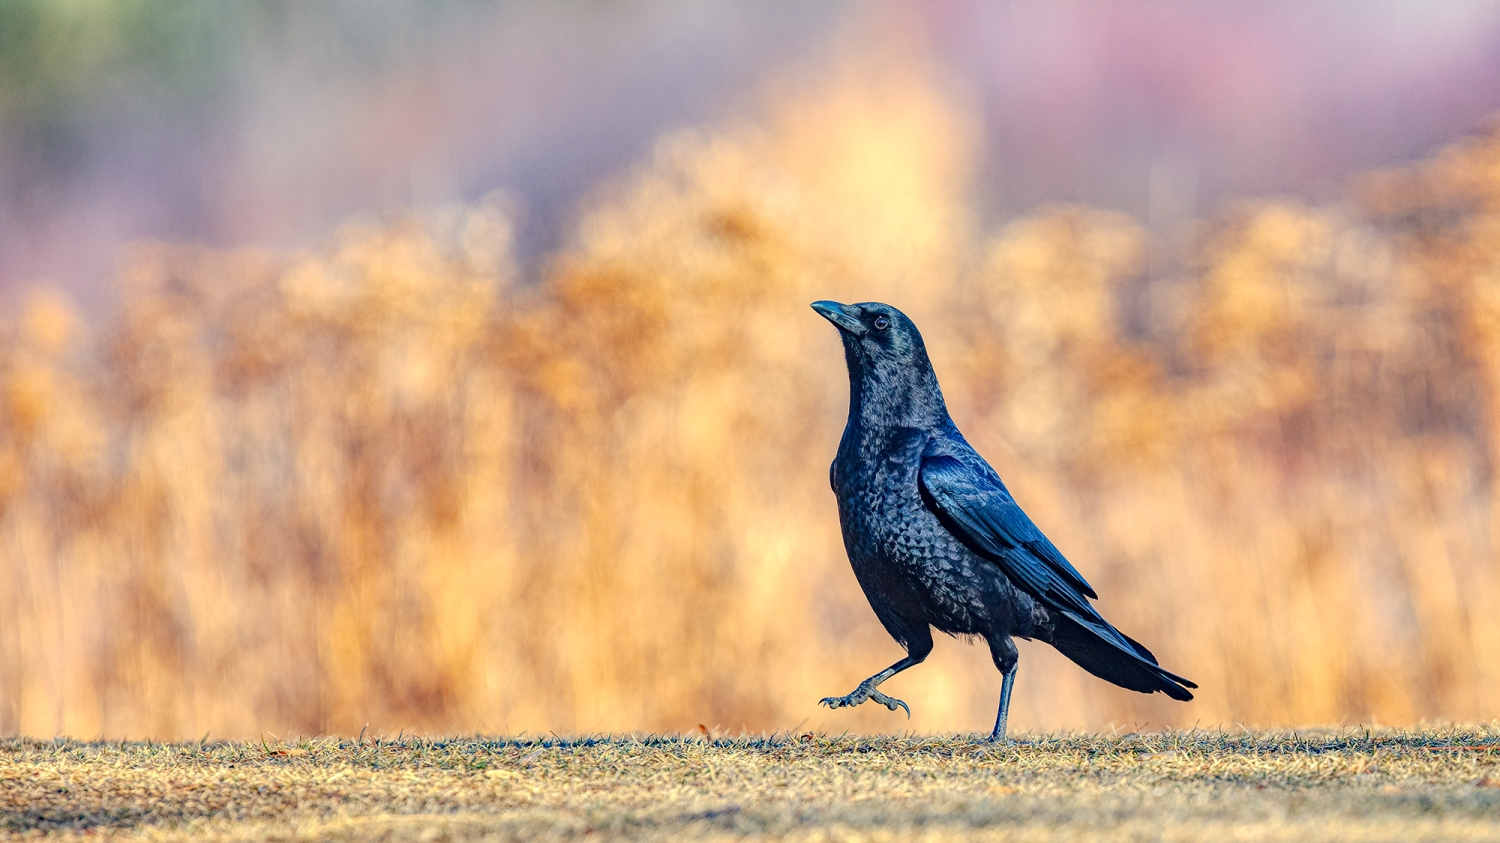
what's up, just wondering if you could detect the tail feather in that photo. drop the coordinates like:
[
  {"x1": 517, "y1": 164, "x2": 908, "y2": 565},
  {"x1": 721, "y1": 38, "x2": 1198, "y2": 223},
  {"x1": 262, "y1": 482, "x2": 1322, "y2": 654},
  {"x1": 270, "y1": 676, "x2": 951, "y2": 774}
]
[
  {"x1": 1121, "y1": 631, "x2": 1159, "y2": 665},
  {"x1": 1050, "y1": 611, "x2": 1196, "y2": 701}
]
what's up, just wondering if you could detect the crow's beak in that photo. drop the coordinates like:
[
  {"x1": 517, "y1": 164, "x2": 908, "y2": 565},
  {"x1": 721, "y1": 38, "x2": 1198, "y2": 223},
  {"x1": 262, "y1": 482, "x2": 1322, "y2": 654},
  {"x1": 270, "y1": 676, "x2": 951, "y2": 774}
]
[{"x1": 811, "y1": 300, "x2": 867, "y2": 336}]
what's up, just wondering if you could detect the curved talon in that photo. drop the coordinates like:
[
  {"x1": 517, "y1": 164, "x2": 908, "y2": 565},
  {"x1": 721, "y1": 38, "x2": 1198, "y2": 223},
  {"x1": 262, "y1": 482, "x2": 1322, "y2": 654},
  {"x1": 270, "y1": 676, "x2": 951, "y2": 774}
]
[{"x1": 870, "y1": 690, "x2": 910, "y2": 718}]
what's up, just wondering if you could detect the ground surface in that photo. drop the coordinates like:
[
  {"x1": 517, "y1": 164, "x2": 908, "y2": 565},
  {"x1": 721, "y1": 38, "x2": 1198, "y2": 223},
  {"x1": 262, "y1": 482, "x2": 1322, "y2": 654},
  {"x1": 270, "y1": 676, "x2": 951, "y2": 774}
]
[{"x1": 3, "y1": 728, "x2": 1500, "y2": 841}]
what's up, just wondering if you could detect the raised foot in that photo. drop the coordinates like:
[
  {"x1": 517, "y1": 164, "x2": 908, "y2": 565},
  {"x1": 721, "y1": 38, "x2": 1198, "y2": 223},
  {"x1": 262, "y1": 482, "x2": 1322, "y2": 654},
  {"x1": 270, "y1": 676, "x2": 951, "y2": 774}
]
[{"x1": 819, "y1": 681, "x2": 911, "y2": 718}]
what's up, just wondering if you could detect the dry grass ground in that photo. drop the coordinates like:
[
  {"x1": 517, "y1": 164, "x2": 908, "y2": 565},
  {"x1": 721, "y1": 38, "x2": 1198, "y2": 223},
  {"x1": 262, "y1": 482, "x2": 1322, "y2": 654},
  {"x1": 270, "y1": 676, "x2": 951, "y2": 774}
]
[{"x1": 4, "y1": 728, "x2": 1500, "y2": 842}]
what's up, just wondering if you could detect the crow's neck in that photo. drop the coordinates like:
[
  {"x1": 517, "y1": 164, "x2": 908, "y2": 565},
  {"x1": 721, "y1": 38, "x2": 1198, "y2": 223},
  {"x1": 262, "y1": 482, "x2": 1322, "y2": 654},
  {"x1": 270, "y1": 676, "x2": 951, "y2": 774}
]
[{"x1": 846, "y1": 357, "x2": 950, "y2": 435}]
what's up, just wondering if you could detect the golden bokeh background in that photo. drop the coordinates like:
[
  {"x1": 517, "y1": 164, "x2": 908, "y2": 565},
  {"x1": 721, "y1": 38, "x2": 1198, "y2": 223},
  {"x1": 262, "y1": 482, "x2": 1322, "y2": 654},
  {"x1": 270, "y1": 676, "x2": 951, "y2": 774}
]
[{"x1": 5, "y1": 22, "x2": 1500, "y2": 739}]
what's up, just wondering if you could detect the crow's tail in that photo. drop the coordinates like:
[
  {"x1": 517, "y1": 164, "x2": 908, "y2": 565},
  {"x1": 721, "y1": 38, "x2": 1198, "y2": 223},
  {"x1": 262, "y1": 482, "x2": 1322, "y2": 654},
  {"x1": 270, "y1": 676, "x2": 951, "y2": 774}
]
[{"x1": 1049, "y1": 610, "x2": 1197, "y2": 701}]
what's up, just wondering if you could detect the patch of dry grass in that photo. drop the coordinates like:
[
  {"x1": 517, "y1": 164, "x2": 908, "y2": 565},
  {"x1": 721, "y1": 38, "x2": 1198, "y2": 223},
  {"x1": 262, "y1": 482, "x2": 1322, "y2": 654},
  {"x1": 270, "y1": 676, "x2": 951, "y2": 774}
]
[{"x1": 4, "y1": 728, "x2": 1500, "y2": 841}]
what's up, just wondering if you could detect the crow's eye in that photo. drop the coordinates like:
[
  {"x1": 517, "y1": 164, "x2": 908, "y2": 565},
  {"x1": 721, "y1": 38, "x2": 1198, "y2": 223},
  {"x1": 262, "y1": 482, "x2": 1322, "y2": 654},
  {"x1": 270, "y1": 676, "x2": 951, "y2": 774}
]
[{"x1": 872, "y1": 316, "x2": 890, "y2": 331}]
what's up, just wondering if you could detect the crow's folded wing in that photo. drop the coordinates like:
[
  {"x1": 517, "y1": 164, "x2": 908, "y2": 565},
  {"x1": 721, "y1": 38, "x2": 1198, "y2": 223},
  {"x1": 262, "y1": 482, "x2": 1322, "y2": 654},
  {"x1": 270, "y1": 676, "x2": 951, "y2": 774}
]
[
  {"x1": 921, "y1": 449, "x2": 1195, "y2": 694},
  {"x1": 918, "y1": 452, "x2": 1099, "y2": 616}
]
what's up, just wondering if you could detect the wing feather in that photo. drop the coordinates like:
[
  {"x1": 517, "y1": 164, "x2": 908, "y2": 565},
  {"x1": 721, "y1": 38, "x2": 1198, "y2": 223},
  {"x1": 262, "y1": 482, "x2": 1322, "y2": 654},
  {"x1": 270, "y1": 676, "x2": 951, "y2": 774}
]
[{"x1": 919, "y1": 453, "x2": 1098, "y2": 606}]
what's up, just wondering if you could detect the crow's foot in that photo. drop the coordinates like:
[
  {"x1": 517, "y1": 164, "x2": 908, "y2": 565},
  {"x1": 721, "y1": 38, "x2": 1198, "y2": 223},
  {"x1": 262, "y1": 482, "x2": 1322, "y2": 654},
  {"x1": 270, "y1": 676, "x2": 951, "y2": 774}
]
[{"x1": 819, "y1": 681, "x2": 911, "y2": 718}]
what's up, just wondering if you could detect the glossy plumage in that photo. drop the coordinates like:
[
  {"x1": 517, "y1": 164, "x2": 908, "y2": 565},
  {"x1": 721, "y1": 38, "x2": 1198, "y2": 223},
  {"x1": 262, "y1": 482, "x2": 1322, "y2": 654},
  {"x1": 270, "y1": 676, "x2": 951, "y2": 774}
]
[{"x1": 811, "y1": 300, "x2": 1195, "y2": 741}]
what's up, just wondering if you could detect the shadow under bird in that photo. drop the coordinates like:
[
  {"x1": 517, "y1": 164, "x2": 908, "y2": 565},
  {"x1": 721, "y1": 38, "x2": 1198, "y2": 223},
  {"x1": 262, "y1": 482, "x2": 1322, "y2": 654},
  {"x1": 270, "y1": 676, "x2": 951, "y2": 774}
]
[{"x1": 810, "y1": 300, "x2": 1195, "y2": 742}]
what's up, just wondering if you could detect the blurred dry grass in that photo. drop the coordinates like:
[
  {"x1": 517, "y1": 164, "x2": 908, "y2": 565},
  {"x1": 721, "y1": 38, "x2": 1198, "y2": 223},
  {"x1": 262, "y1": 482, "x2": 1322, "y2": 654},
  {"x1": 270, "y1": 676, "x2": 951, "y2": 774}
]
[{"x1": 4, "y1": 44, "x2": 1500, "y2": 739}]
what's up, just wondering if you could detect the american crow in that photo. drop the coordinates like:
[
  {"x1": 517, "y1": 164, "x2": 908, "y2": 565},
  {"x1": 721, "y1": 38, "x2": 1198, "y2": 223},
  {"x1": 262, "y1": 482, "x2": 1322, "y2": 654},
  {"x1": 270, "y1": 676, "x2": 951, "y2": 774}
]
[{"x1": 811, "y1": 300, "x2": 1195, "y2": 742}]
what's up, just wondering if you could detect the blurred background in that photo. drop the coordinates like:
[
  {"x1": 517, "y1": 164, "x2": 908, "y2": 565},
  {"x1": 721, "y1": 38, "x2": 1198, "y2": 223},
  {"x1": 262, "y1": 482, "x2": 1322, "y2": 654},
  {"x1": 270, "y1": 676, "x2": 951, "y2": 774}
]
[{"x1": 3, "y1": 0, "x2": 1500, "y2": 739}]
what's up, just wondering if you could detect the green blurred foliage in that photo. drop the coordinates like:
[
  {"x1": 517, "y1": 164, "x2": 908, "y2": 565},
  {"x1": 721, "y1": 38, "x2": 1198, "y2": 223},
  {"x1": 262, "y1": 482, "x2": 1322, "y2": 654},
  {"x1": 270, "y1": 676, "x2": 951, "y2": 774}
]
[
  {"x1": 0, "y1": 0, "x2": 489, "y2": 167},
  {"x1": 0, "y1": 0, "x2": 240, "y2": 117}
]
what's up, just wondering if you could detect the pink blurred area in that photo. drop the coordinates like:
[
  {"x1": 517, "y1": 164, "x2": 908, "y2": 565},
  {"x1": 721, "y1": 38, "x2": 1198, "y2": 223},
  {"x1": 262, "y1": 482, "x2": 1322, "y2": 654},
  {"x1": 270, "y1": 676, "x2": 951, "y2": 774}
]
[
  {"x1": 930, "y1": 0, "x2": 1500, "y2": 215},
  {"x1": 4, "y1": 1, "x2": 1500, "y2": 305}
]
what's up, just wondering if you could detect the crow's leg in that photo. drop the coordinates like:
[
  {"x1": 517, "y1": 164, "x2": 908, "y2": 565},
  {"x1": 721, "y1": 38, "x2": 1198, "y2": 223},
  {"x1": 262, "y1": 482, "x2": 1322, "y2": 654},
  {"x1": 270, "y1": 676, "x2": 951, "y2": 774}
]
[
  {"x1": 989, "y1": 666, "x2": 1016, "y2": 742},
  {"x1": 986, "y1": 635, "x2": 1019, "y2": 743},
  {"x1": 818, "y1": 655, "x2": 921, "y2": 717},
  {"x1": 820, "y1": 625, "x2": 933, "y2": 718}
]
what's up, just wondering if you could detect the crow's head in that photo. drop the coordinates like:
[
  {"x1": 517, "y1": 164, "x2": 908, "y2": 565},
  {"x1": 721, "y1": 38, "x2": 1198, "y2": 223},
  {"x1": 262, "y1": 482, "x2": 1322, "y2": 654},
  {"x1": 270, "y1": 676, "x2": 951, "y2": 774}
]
[
  {"x1": 810, "y1": 300, "x2": 926, "y2": 367},
  {"x1": 811, "y1": 300, "x2": 947, "y2": 425}
]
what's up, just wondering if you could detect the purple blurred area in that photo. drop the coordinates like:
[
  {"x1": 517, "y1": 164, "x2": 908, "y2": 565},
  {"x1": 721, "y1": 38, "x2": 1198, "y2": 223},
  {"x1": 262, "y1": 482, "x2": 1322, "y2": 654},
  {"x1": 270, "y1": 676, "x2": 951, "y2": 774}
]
[
  {"x1": 932, "y1": 0, "x2": 1500, "y2": 218},
  {"x1": 3, "y1": 0, "x2": 1499, "y2": 306}
]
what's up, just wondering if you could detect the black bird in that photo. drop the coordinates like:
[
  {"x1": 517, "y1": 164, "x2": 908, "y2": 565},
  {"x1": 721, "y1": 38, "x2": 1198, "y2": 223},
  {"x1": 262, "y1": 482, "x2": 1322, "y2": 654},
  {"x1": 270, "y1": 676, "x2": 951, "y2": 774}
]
[{"x1": 810, "y1": 300, "x2": 1195, "y2": 742}]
